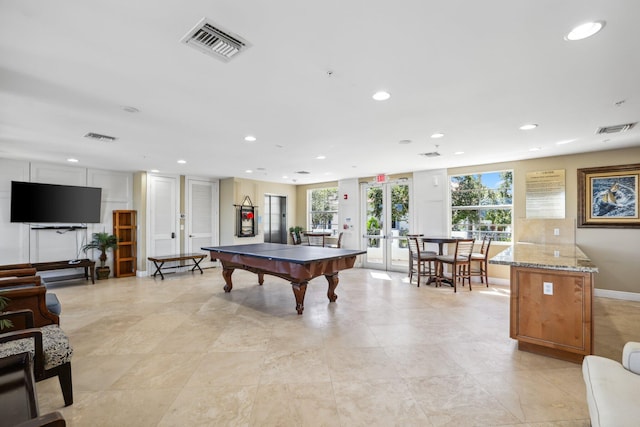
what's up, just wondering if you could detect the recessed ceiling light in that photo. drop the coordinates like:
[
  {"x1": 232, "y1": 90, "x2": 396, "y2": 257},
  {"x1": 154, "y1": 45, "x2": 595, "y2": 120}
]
[
  {"x1": 454, "y1": 151, "x2": 464, "y2": 155},
  {"x1": 556, "y1": 139, "x2": 576, "y2": 145},
  {"x1": 398, "y1": 139, "x2": 412, "y2": 145},
  {"x1": 150, "y1": 169, "x2": 159, "y2": 173},
  {"x1": 529, "y1": 147, "x2": 541, "y2": 152},
  {"x1": 282, "y1": 175, "x2": 289, "y2": 179},
  {"x1": 245, "y1": 169, "x2": 253, "y2": 173},
  {"x1": 372, "y1": 91, "x2": 391, "y2": 101},
  {"x1": 431, "y1": 132, "x2": 445, "y2": 139},
  {"x1": 519, "y1": 124, "x2": 538, "y2": 130},
  {"x1": 177, "y1": 159, "x2": 187, "y2": 164},
  {"x1": 67, "y1": 158, "x2": 78, "y2": 163},
  {"x1": 316, "y1": 155, "x2": 326, "y2": 160},
  {"x1": 565, "y1": 21, "x2": 605, "y2": 41},
  {"x1": 244, "y1": 135, "x2": 257, "y2": 142}
]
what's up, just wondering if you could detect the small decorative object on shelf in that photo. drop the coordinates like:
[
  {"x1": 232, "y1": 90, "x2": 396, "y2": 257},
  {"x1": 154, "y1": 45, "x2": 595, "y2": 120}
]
[{"x1": 235, "y1": 196, "x2": 258, "y2": 237}]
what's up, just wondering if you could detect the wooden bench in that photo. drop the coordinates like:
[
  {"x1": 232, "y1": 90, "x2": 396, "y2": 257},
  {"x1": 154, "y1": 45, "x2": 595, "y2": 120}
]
[{"x1": 147, "y1": 253, "x2": 207, "y2": 280}]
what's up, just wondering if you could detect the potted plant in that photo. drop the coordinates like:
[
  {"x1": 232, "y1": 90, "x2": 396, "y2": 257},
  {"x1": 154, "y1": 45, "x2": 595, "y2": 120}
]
[
  {"x1": 289, "y1": 226, "x2": 303, "y2": 245},
  {"x1": 0, "y1": 295, "x2": 12, "y2": 330},
  {"x1": 81, "y1": 232, "x2": 119, "y2": 280}
]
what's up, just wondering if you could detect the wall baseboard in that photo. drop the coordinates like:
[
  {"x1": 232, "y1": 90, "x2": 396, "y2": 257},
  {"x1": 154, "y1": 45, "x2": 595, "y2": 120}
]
[{"x1": 594, "y1": 288, "x2": 640, "y2": 302}]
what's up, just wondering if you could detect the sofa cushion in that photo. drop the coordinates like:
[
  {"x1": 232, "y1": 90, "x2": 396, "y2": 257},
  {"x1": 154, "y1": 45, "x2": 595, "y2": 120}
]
[
  {"x1": 0, "y1": 325, "x2": 73, "y2": 370},
  {"x1": 622, "y1": 342, "x2": 640, "y2": 374},
  {"x1": 582, "y1": 354, "x2": 640, "y2": 427},
  {"x1": 45, "y1": 293, "x2": 62, "y2": 315}
]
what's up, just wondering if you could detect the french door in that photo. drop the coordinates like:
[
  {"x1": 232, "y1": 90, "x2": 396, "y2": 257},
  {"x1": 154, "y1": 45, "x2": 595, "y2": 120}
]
[{"x1": 361, "y1": 180, "x2": 411, "y2": 272}]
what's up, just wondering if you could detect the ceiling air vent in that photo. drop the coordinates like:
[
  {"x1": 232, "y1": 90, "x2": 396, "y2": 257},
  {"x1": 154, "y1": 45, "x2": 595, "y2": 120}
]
[
  {"x1": 84, "y1": 132, "x2": 117, "y2": 142},
  {"x1": 420, "y1": 152, "x2": 441, "y2": 158},
  {"x1": 180, "y1": 18, "x2": 250, "y2": 62},
  {"x1": 596, "y1": 122, "x2": 637, "y2": 134}
]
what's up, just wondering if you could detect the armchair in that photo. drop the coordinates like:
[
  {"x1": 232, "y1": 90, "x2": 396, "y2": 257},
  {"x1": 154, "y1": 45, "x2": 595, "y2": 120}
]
[
  {"x1": 582, "y1": 341, "x2": 640, "y2": 427},
  {"x1": 0, "y1": 276, "x2": 60, "y2": 327},
  {"x1": 0, "y1": 351, "x2": 66, "y2": 426},
  {"x1": 0, "y1": 310, "x2": 73, "y2": 406}
]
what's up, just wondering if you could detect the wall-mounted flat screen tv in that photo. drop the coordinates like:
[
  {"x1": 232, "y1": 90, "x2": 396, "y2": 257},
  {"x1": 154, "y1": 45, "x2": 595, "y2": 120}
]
[{"x1": 10, "y1": 181, "x2": 102, "y2": 224}]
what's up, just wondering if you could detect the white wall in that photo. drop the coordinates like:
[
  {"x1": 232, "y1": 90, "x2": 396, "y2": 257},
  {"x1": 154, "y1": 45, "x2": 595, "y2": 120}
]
[
  {"x1": 337, "y1": 178, "x2": 359, "y2": 249},
  {"x1": 0, "y1": 158, "x2": 133, "y2": 271},
  {"x1": 0, "y1": 158, "x2": 30, "y2": 263}
]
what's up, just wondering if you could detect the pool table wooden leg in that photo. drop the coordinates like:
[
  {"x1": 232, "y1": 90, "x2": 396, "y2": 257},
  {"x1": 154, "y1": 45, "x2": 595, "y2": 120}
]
[
  {"x1": 222, "y1": 267, "x2": 234, "y2": 292},
  {"x1": 325, "y1": 273, "x2": 339, "y2": 302},
  {"x1": 291, "y1": 282, "x2": 308, "y2": 314}
]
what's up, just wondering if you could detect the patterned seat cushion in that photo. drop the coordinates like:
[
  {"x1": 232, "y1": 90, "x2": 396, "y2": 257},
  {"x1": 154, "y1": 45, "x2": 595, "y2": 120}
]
[{"x1": 0, "y1": 325, "x2": 73, "y2": 370}]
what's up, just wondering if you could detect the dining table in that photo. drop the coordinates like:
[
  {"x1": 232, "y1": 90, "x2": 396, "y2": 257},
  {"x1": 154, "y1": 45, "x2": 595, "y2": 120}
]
[
  {"x1": 420, "y1": 236, "x2": 464, "y2": 286},
  {"x1": 420, "y1": 236, "x2": 463, "y2": 255}
]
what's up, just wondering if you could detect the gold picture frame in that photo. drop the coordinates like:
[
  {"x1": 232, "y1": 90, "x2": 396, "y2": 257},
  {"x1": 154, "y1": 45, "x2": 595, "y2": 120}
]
[{"x1": 577, "y1": 163, "x2": 640, "y2": 228}]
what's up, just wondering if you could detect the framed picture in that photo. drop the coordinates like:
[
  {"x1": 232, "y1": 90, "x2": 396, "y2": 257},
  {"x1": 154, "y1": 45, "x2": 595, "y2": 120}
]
[{"x1": 577, "y1": 163, "x2": 640, "y2": 228}]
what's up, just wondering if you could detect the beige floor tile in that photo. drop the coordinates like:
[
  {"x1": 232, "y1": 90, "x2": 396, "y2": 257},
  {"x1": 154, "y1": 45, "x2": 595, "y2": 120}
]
[
  {"x1": 332, "y1": 379, "x2": 430, "y2": 426},
  {"x1": 472, "y1": 369, "x2": 589, "y2": 423},
  {"x1": 250, "y1": 382, "x2": 339, "y2": 426},
  {"x1": 111, "y1": 352, "x2": 203, "y2": 390},
  {"x1": 185, "y1": 351, "x2": 266, "y2": 387},
  {"x1": 58, "y1": 388, "x2": 182, "y2": 427},
  {"x1": 260, "y1": 347, "x2": 331, "y2": 384},
  {"x1": 326, "y1": 347, "x2": 399, "y2": 382},
  {"x1": 406, "y1": 374, "x2": 520, "y2": 426},
  {"x1": 158, "y1": 384, "x2": 257, "y2": 427}
]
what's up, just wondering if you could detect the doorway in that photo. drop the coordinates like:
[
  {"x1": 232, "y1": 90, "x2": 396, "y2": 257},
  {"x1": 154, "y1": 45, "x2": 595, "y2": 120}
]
[
  {"x1": 263, "y1": 195, "x2": 287, "y2": 244},
  {"x1": 147, "y1": 174, "x2": 180, "y2": 266},
  {"x1": 361, "y1": 181, "x2": 411, "y2": 272},
  {"x1": 186, "y1": 177, "x2": 219, "y2": 268}
]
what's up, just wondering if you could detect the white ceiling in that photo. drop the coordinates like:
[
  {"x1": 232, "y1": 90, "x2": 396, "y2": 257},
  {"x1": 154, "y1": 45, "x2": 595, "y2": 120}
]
[{"x1": 1, "y1": 1, "x2": 639, "y2": 184}]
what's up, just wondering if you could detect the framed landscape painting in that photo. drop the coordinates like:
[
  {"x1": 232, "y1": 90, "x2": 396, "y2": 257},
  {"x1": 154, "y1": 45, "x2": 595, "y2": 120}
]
[{"x1": 577, "y1": 163, "x2": 640, "y2": 228}]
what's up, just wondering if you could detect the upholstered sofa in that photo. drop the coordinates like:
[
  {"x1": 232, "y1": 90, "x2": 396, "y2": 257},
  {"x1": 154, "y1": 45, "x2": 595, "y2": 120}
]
[{"x1": 582, "y1": 342, "x2": 640, "y2": 427}]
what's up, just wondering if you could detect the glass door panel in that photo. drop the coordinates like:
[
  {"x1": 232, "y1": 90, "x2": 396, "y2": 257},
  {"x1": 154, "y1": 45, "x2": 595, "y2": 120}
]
[
  {"x1": 363, "y1": 185, "x2": 384, "y2": 269},
  {"x1": 362, "y1": 181, "x2": 411, "y2": 272}
]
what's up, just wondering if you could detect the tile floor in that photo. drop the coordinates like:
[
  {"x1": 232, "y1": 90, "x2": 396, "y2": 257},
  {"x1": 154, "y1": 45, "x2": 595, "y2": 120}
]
[{"x1": 36, "y1": 267, "x2": 640, "y2": 426}]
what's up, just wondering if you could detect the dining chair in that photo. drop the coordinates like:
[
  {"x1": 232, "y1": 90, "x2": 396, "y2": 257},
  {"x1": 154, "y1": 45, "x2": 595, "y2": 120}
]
[
  {"x1": 327, "y1": 232, "x2": 344, "y2": 248},
  {"x1": 407, "y1": 236, "x2": 437, "y2": 287},
  {"x1": 307, "y1": 234, "x2": 325, "y2": 247},
  {"x1": 468, "y1": 236, "x2": 493, "y2": 286},
  {"x1": 435, "y1": 238, "x2": 474, "y2": 292}
]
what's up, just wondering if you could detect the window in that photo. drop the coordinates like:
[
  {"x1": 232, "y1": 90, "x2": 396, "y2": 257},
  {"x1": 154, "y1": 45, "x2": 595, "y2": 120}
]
[
  {"x1": 308, "y1": 187, "x2": 339, "y2": 235},
  {"x1": 450, "y1": 171, "x2": 513, "y2": 242}
]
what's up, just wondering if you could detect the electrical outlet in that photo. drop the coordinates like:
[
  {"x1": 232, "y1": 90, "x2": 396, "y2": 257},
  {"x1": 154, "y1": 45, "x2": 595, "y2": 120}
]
[
  {"x1": 553, "y1": 228, "x2": 560, "y2": 236},
  {"x1": 543, "y1": 282, "x2": 553, "y2": 295}
]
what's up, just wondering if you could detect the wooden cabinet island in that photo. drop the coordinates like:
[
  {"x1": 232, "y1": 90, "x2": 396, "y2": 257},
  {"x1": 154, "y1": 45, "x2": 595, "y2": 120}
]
[{"x1": 490, "y1": 243, "x2": 598, "y2": 363}]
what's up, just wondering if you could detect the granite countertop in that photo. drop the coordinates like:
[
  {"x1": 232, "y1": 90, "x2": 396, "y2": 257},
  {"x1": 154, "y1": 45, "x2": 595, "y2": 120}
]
[{"x1": 489, "y1": 243, "x2": 599, "y2": 273}]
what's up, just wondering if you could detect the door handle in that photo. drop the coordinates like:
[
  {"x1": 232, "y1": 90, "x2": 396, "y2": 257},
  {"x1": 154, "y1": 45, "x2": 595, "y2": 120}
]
[{"x1": 171, "y1": 232, "x2": 175, "y2": 239}]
